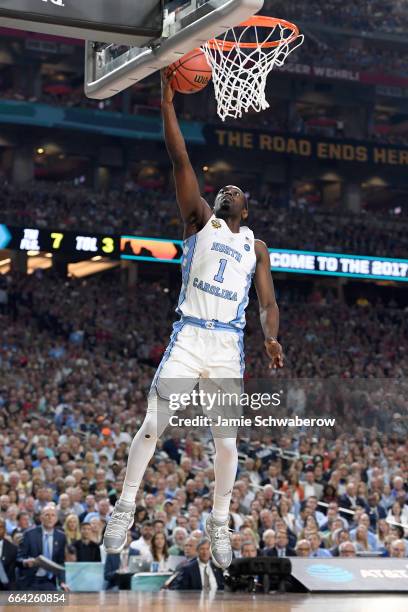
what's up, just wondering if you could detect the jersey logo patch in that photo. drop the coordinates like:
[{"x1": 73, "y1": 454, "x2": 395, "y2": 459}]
[
  {"x1": 244, "y1": 244, "x2": 250, "y2": 251},
  {"x1": 211, "y1": 220, "x2": 221, "y2": 229}
]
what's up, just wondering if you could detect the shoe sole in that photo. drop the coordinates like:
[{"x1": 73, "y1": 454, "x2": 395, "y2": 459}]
[{"x1": 103, "y1": 540, "x2": 126, "y2": 555}]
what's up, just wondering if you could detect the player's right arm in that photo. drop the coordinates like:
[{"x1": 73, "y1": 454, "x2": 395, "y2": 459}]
[{"x1": 161, "y1": 70, "x2": 212, "y2": 236}]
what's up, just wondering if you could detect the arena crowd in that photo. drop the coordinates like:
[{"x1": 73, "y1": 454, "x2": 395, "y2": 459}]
[
  {"x1": 0, "y1": 270, "x2": 407, "y2": 590},
  {"x1": 1, "y1": 182, "x2": 407, "y2": 257},
  {"x1": 270, "y1": 0, "x2": 408, "y2": 35}
]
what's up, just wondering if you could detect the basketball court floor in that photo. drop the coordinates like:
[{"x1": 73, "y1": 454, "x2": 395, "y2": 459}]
[{"x1": 2, "y1": 592, "x2": 407, "y2": 612}]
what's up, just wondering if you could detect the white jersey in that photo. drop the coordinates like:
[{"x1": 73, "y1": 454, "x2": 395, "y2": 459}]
[{"x1": 176, "y1": 215, "x2": 257, "y2": 330}]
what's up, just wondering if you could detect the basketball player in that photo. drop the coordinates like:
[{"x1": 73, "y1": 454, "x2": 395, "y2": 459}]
[{"x1": 103, "y1": 70, "x2": 283, "y2": 570}]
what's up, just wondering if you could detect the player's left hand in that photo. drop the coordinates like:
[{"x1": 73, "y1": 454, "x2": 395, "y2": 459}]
[{"x1": 264, "y1": 338, "x2": 284, "y2": 369}]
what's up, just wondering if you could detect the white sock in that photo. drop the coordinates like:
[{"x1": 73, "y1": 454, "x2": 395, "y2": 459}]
[{"x1": 211, "y1": 437, "x2": 238, "y2": 523}]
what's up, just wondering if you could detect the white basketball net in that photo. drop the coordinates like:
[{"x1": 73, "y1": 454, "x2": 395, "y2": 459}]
[{"x1": 201, "y1": 20, "x2": 304, "y2": 122}]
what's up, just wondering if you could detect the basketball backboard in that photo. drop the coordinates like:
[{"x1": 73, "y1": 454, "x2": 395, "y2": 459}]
[
  {"x1": 84, "y1": 0, "x2": 264, "y2": 100},
  {"x1": 0, "y1": 0, "x2": 164, "y2": 46}
]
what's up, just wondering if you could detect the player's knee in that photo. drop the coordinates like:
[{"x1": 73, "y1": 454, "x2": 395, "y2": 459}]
[
  {"x1": 139, "y1": 416, "x2": 159, "y2": 444},
  {"x1": 215, "y1": 438, "x2": 238, "y2": 461}
]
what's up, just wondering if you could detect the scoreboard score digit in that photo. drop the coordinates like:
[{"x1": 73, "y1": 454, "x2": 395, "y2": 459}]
[{"x1": 51, "y1": 232, "x2": 64, "y2": 249}]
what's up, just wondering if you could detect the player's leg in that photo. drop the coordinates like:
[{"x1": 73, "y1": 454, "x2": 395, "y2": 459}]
[
  {"x1": 120, "y1": 397, "x2": 172, "y2": 504},
  {"x1": 104, "y1": 322, "x2": 200, "y2": 553},
  {"x1": 205, "y1": 436, "x2": 238, "y2": 568},
  {"x1": 212, "y1": 436, "x2": 239, "y2": 523},
  {"x1": 202, "y1": 330, "x2": 243, "y2": 569},
  {"x1": 103, "y1": 397, "x2": 170, "y2": 553}
]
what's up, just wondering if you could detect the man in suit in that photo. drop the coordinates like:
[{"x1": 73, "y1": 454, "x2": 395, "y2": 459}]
[
  {"x1": 0, "y1": 517, "x2": 17, "y2": 590},
  {"x1": 266, "y1": 531, "x2": 296, "y2": 558},
  {"x1": 338, "y1": 483, "x2": 368, "y2": 521},
  {"x1": 260, "y1": 463, "x2": 283, "y2": 490},
  {"x1": 171, "y1": 539, "x2": 224, "y2": 591},
  {"x1": 17, "y1": 505, "x2": 68, "y2": 591}
]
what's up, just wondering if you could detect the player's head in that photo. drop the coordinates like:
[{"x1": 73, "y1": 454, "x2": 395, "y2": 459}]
[{"x1": 214, "y1": 185, "x2": 248, "y2": 222}]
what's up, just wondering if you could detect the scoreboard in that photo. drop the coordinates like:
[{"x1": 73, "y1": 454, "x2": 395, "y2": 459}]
[
  {"x1": 2, "y1": 224, "x2": 408, "y2": 282},
  {"x1": 0, "y1": 224, "x2": 120, "y2": 259}
]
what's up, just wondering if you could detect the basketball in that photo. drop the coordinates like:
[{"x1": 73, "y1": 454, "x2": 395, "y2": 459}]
[{"x1": 166, "y1": 48, "x2": 212, "y2": 94}]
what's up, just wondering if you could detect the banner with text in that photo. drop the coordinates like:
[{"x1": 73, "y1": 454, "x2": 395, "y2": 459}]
[
  {"x1": 120, "y1": 236, "x2": 408, "y2": 282},
  {"x1": 276, "y1": 61, "x2": 408, "y2": 90},
  {"x1": 204, "y1": 125, "x2": 408, "y2": 167}
]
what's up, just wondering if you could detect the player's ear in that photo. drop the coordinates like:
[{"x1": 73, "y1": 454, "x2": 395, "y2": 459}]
[{"x1": 241, "y1": 208, "x2": 249, "y2": 221}]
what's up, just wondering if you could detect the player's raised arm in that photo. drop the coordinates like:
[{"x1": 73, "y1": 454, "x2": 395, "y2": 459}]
[
  {"x1": 254, "y1": 240, "x2": 284, "y2": 369},
  {"x1": 161, "y1": 70, "x2": 211, "y2": 234}
]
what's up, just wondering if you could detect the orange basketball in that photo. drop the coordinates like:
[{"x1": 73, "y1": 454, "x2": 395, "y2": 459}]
[{"x1": 166, "y1": 48, "x2": 212, "y2": 94}]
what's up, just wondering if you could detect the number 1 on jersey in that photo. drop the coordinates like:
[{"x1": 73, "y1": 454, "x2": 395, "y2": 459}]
[{"x1": 214, "y1": 258, "x2": 227, "y2": 283}]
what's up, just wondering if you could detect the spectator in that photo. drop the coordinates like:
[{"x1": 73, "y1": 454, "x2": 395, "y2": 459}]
[
  {"x1": 308, "y1": 532, "x2": 332, "y2": 558},
  {"x1": 16, "y1": 505, "x2": 67, "y2": 591},
  {"x1": 279, "y1": 498, "x2": 296, "y2": 533},
  {"x1": 130, "y1": 521, "x2": 154, "y2": 557},
  {"x1": 352, "y1": 525, "x2": 372, "y2": 553},
  {"x1": 329, "y1": 528, "x2": 352, "y2": 557},
  {"x1": 390, "y1": 539, "x2": 407, "y2": 558},
  {"x1": 88, "y1": 518, "x2": 104, "y2": 545},
  {"x1": 261, "y1": 464, "x2": 283, "y2": 489},
  {"x1": 270, "y1": 531, "x2": 296, "y2": 558},
  {"x1": 339, "y1": 483, "x2": 368, "y2": 521},
  {"x1": 261, "y1": 529, "x2": 276, "y2": 554},
  {"x1": 302, "y1": 469, "x2": 324, "y2": 501},
  {"x1": 387, "y1": 501, "x2": 408, "y2": 527},
  {"x1": 242, "y1": 541, "x2": 258, "y2": 558},
  {"x1": 305, "y1": 498, "x2": 327, "y2": 528},
  {"x1": 142, "y1": 533, "x2": 171, "y2": 571},
  {"x1": 14, "y1": 512, "x2": 31, "y2": 536},
  {"x1": 5, "y1": 505, "x2": 18, "y2": 536},
  {"x1": 72, "y1": 522, "x2": 101, "y2": 563},
  {"x1": 173, "y1": 537, "x2": 198, "y2": 569},
  {"x1": 339, "y1": 542, "x2": 357, "y2": 558},
  {"x1": 171, "y1": 539, "x2": 224, "y2": 591},
  {"x1": 0, "y1": 517, "x2": 17, "y2": 590},
  {"x1": 231, "y1": 532, "x2": 243, "y2": 559},
  {"x1": 84, "y1": 498, "x2": 112, "y2": 525},
  {"x1": 367, "y1": 493, "x2": 387, "y2": 530},
  {"x1": 63, "y1": 514, "x2": 81, "y2": 545},
  {"x1": 56, "y1": 494, "x2": 75, "y2": 525},
  {"x1": 295, "y1": 539, "x2": 311, "y2": 558},
  {"x1": 168, "y1": 527, "x2": 188, "y2": 555},
  {"x1": 350, "y1": 514, "x2": 378, "y2": 550},
  {"x1": 78, "y1": 495, "x2": 98, "y2": 523}
]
